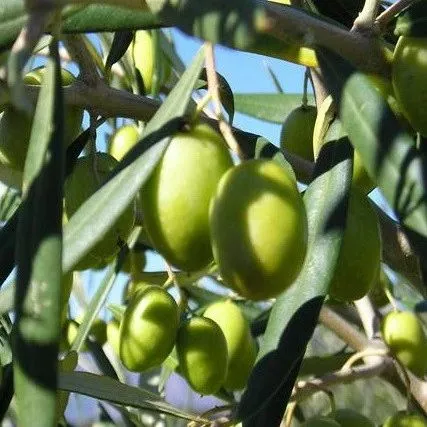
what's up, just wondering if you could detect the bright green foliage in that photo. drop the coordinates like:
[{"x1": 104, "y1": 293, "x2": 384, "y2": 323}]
[
  {"x1": 141, "y1": 123, "x2": 233, "y2": 272},
  {"x1": 176, "y1": 317, "x2": 228, "y2": 395},
  {"x1": 210, "y1": 159, "x2": 308, "y2": 300}
]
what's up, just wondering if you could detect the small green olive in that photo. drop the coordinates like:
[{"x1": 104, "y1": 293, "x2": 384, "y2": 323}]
[
  {"x1": 0, "y1": 67, "x2": 83, "y2": 171},
  {"x1": 383, "y1": 412, "x2": 427, "y2": 427},
  {"x1": 176, "y1": 317, "x2": 228, "y2": 395},
  {"x1": 381, "y1": 311, "x2": 427, "y2": 377},
  {"x1": 203, "y1": 299, "x2": 256, "y2": 390},
  {"x1": 119, "y1": 286, "x2": 179, "y2": 372},
  {"x1": 280, "y1": 105, "x2": 317, "y2": 162},
  {"x1": 64, "y1": 152, "x2": 135, "y2": 270},
  {"x1": 109, "y1": 124, "x2": 140, "y2": 161},
  {"x1": 106, "y1": 319, "x2": 121, "y2": 357}
]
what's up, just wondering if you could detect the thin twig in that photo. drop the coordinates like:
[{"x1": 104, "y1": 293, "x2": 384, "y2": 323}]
[
  {"x1": 204, "y1": 43, "x2": 244, "y2": 159},
  {"x1": 291, "y1": 358, "x2": 391, "y2": 402},
  {"x1": 64, "y1": 34, "x2": 100, "y2": 86},
  {"x1": 375, "y1": 0, "x2": 416, "y2": 31}
]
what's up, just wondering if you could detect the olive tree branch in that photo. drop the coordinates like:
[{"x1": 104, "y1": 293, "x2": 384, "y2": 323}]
[
  {"x1": 64, "y1": 34, "x2": 101, "y2": 86},
  {"x1": 261, "y1": 1, "x2": 390, "y2": 76}
]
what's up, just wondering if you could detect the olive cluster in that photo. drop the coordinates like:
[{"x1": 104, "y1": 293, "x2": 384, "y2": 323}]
[{"x1": 108, "y1": 292, "x2": 257, "y2": 396}]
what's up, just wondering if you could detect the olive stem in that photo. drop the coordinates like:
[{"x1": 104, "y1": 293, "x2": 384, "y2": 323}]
[
  {"x1": 204, "y1": 42, "x2": 244, "y2": 160},
  {"x1": 391, "y1": 357, "x2": 413, "y2": 412},
  {"x1": 354, "y1": 296, "x2": 379, "y2": 340},
  {"x1": 301, "y1": 68, "x2": 309, "y2": 108},
  {"x1": 340, "y1": 348, "x2": 389, "y2": 371},
  {"x1": 375, "y1": 0, "x2": 416, "y2": 32},
  {"x1": 291, "y1": 358, "x2": 391, "y2": 402}
]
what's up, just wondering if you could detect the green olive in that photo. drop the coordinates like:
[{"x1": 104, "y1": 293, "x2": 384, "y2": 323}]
[
  {"x1": 392, "y1": 36, "x2": 427, "y2": 136},
  {"x1": 329, "y1": 408, "x2": 374, "y2": 427},
  {"x1": 132, "y1": 30, "x2": 171, "y2": 95},
  {"x1": 109, "y1": 124, "x2": 140, "y2": 161},
  {"x1": 209, "y1": 159, "x2": 308, "y2": 300},
  {"x1": 106, "y1": 319, "x2": 121, "y2": 357},
  {"x1": 203, "y1": 299, "x2": 256, "y2": 390},
  {"x1": 64, "y1": 152, "x2": 135, "y2": 270},
  {"x1": 328, "y1": 189, "x2": 381, "y2": 302},
  {"x1": 383, "y1": 412, "x2": 427, "y2": 427},
  {"x1": 119, "y1": 286, "x2": 179, "y2": 372},
  {"x1": 141, "y1": 123, "x2": 233, "y2": 272},
  {"x1": 0, "y1": 67, "x2": 83, "y2": 171},
  {"x1": 381, "y1": 311, "x2": 427, "y2": 377},
  {"x1": 176, "y1": 317, "x2": 228, "y2": 395},
  {"x1": 280, "y1": 105, "x2": 317, "y2": 162}
]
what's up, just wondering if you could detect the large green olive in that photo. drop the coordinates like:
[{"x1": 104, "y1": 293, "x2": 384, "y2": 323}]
[
  {"x1": 209, "y1": 159, "x2": 308, "y2": 300},
  {"x1": 0, "y1": 67, "x2": 83, "y2": 171},
  {"x1": 203, "y1": 299, "x2": 256, "y2": 390},
  {"x1": 64, "y1": 152, "x2": 135, "y2": 270},
  {"x1": 381, "y1": 311, "x2": 427, "y2": 377},
  {"x1": 328, "y1": 189, "x2": 381, "y2": 302},
  {"x1": 141, "y1": 123, "x2": 233, "y2": 272},
  {"x1": 119, "y1": 286, "x2": 179, "y2": 372},
  {"x1": 329, "y1": 408, "x2": 374, "y2": 427},
  {"x1": 383, "y1": 412, "x2": 427, "y2": 427},
  {"x1": 392, "y1": 36, "x2": 427, "y2": 136},
  {"x1": 280, "y1": 105, "x2": 317, "y2": 162},
  {"x1": 176, "y1": 317, "x2": 228, "y2": 395}
]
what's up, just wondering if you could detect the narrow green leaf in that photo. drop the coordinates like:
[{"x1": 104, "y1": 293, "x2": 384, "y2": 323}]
[
  {"x1": 238, "y1": 136, "x2": 353, "y2": 426},
  {"x1": 14, "y1": 40, "x2": 64, "y2": 427},
  {"x1": 395, "y1": 0, "x2": 427, "y2": 37},
  {"x1": 0, "y1": 0, "x2": 27, "y2": 52},
  {"x1": 105, "y1": 30, "x2": 134, "y2": 73},
  {"x1": 317, "y1": 48, "x2": 427, "y2": 283},
  {"x1": 58, "y1": 371, "x2": 209, "y2": 423},
  {"x1": 234, "y1": 93, "x2": 315, "y2": 123},
  {"x1": 63, "y1": 48, "x2": 205, "y2": 272}
]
